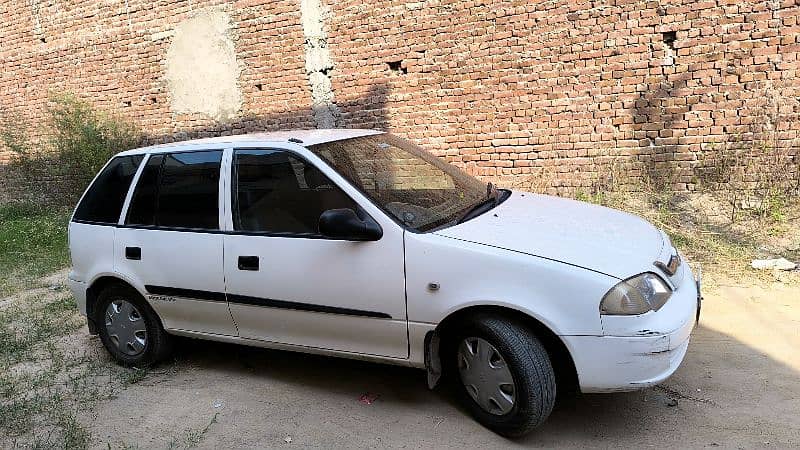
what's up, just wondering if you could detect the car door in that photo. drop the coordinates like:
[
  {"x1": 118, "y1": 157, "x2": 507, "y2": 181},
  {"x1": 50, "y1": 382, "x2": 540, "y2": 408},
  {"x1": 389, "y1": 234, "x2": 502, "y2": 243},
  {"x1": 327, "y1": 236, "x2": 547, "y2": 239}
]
[
  {"x1": 115, "y1": 149, "x2": 237, "y2": 336},
  {"x1": 223, "y1": 148, "x2": 408, "y2": 358}
]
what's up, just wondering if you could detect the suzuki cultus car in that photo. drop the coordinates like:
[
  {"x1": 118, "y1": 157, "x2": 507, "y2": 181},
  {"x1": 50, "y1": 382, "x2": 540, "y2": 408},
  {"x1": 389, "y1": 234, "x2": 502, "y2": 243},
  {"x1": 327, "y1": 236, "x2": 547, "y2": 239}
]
[{"x1": 69, "y1": 129, "x2": 701, "y2": 436}]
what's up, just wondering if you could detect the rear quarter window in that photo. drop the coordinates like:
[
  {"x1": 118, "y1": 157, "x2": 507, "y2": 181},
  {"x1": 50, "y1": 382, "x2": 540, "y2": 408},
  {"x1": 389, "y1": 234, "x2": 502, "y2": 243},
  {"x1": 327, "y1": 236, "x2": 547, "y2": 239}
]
[{"x1": 73, "y1": 155, "x2": 144, "y2": 224}]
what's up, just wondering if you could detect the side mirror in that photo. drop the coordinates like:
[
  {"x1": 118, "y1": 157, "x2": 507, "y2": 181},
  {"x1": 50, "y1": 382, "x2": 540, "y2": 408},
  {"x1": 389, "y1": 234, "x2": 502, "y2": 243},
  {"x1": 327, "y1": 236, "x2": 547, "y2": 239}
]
[{"x1": 318, "y1": 208, "x2": 383, "y2": 241}]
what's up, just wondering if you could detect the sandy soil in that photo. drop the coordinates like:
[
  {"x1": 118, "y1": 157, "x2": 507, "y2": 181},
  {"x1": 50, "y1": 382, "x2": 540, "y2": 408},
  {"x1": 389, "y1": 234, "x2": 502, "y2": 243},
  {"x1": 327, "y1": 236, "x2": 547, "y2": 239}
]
[{"x1": 64, "y1": 277, "x2": 799, "y2": 449}]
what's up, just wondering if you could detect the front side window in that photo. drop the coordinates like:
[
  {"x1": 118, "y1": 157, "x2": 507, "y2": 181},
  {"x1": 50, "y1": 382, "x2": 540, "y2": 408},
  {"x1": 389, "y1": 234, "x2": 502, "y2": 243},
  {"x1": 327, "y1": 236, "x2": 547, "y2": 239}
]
[
  {"x1": 126, "y1": 151, "x2": 222, "y2": 230},
  {"x1": 233, "y1": 149, "x2": 357, "y2": 234},
  {"x1": 309, "y1": 134, "x2": 491, "y2": 232},
  {"x1": 73, "y1": 155, "x2": 144, "y2": 224}
]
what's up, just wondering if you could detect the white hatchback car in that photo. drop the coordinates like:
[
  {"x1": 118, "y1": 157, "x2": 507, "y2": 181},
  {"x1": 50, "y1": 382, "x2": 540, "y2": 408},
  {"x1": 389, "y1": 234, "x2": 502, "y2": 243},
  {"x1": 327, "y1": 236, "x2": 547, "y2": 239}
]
[{"x1": 68, "y1": 129, "x2": 700, "y2": 436}]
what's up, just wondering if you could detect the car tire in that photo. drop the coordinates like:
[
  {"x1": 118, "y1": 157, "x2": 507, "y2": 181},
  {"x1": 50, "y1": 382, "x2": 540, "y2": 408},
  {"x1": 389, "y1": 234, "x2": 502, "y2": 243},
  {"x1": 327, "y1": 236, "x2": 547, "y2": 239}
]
[
  {"x1": 95, "y1": 284, "x2": 172, "y2": 366},
  {"x1": 449, "y1": 314, "x2": 556, "y2": 437}
]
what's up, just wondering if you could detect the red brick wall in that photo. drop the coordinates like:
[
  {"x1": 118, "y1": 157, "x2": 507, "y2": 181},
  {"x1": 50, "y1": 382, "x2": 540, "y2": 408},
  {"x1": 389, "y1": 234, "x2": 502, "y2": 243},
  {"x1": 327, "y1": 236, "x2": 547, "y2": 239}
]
[
  {"x1": 0, "y1": 0, "x2": 312, "y2": 146},
  {"x1": 2, "y1": 0, "x2": 799, "y2": 192}
]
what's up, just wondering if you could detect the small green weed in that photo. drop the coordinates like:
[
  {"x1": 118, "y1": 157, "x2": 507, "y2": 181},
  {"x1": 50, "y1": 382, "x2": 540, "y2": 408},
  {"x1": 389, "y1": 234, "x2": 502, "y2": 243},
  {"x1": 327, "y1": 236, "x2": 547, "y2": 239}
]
[
  {"x1": 2, "y1": 93, "x2": 141, "y2": 207},
  {"x1": 166, "y1": 414, "x2": 219, "y2": 450},
  {"x1": 0, "y1": 291, "x2": 154, "y2": 449}
]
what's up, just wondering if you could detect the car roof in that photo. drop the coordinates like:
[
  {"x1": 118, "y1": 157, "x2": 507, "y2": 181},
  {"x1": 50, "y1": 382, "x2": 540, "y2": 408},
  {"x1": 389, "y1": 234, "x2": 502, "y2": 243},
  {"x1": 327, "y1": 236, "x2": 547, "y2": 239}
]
[{"x1": 117, "y1": 129, "x2": 384, "y2": 156}]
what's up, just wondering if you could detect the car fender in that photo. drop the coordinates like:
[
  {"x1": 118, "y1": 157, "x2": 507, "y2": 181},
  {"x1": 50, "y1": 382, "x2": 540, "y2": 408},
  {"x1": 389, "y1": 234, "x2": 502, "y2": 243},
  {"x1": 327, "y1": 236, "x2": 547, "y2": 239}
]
[{"x1": 404, "y1": 231, "x2": 616, "y2": 337}]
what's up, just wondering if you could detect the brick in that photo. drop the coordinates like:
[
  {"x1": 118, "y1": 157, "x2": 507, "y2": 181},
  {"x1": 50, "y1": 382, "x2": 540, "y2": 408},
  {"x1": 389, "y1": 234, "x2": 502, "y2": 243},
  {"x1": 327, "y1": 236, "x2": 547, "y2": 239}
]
[{"x1": 1, "y1": 0, "x2": 798, "y2": 194}]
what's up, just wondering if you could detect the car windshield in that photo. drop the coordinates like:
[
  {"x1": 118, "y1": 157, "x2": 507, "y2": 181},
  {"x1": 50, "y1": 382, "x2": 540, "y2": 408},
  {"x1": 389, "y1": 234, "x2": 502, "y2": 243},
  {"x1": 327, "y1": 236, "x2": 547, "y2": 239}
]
[{"x1": 308, "y1": 133, "x2": 493, "y2": 232}]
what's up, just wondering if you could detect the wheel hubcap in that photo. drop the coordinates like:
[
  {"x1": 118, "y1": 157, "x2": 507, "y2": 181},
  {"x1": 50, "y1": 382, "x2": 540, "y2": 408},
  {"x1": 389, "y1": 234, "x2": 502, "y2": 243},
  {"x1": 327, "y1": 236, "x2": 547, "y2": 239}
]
[
  {"x1": 104, "y1": 300, "x2": 147, "y2": 356},
  {"x1": 457, "y1": 337, "x2": 516, "y2": 415}
]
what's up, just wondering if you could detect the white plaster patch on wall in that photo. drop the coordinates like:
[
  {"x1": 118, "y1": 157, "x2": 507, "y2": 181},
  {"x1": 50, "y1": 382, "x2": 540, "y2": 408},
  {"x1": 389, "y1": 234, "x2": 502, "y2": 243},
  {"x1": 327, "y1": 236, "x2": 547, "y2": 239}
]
[
  {"x1": 164, "y1": 8, "x2": 243, "y2": 121},
  {"x1": 300, "y1": 0, "x2": 342, "y2": 128}
]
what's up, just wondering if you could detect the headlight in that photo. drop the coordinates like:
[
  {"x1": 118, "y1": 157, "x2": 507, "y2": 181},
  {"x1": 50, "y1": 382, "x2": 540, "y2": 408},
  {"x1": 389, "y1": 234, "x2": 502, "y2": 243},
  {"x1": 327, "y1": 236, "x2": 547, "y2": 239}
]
[{"x1": 600, "y1": 273, "x2": 672, "y2": 315}]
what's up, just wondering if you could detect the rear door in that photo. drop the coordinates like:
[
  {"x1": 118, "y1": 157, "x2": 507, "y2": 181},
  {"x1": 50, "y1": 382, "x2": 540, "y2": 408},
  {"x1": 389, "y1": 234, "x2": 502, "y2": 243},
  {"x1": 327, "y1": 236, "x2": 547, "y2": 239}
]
[{"x1": 115, "y1": 150, "x2": 236, "y2": 336}]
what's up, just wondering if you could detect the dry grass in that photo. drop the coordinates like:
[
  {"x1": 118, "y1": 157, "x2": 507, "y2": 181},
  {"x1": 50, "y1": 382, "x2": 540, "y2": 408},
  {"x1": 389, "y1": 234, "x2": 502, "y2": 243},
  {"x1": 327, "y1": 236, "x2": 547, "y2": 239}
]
[
  {"x1": 502, "y1": 157, "x2": 799, "y2": 287},
  {"x1": 693, "y1": 83, "x2": 799, "y2": 223},
  {"x1": 695, "y1": 135, "x2": 798, "y2": 223},
  {"x1": 597, "y1": 190, "x2": 798, "y2": 285},
  {"x1": 0, "y1": 275, "x2": 158, "y2": 449}
]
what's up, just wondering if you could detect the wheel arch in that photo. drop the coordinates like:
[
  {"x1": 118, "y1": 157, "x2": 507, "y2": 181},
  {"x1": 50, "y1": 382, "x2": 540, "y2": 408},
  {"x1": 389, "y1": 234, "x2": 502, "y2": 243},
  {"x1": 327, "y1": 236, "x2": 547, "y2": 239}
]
[
  {"x1": 85, "y1": 274, "x2": 150, "y2": 335},
  {"x1": 426, "y1": 304, "x2": 579, "y2": 394}
]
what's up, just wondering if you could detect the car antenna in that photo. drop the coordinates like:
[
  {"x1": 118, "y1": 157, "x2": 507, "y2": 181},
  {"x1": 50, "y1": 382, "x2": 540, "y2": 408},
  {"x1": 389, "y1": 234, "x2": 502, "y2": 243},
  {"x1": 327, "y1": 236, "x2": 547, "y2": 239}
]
[{"x1": 288, "y1": 137, "x2": 303, "y2": 143}]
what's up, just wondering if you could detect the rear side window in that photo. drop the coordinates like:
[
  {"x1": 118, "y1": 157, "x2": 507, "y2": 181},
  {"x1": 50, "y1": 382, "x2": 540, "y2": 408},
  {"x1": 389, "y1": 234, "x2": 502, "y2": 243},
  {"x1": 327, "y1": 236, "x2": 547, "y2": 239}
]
[
  {"x1": 73, "y1": 155, "x2": 144, "y2": 224},
  {"x1": 126, "y1": 151, "x2": 222, "y2": 230}
]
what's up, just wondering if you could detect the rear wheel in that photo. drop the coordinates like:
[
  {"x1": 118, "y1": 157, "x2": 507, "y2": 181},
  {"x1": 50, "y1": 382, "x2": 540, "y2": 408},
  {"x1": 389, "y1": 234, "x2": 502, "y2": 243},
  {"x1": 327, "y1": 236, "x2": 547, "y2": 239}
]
[
  {"x1": 96, "y1": 284, "x2": 172, "y2": 366},
  {"x1": 450, "y1": 315, "x2": 556, "y2": 437}
]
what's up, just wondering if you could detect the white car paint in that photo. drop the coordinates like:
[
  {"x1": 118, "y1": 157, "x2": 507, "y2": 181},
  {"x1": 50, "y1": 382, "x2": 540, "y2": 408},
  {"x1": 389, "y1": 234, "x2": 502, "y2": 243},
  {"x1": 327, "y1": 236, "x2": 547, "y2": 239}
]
[
  {"x1": 434, "y1": 192, "x2": 665, "y2": 279},
  {"x1": 567, "y1": 258, "x2": 698, "y2": 391},
  {"x1": 114, "y1": 228, "x2": 235, "y2": 335},
  {"x1": 222, "y1": 233, "x2": 409, "y2": 357},
  {"x1": 67, "y1": 222, "x2": 113, "y2": 315},
  {"x1": 68, "y1": 128, "x2": 699, "y2": 395}
]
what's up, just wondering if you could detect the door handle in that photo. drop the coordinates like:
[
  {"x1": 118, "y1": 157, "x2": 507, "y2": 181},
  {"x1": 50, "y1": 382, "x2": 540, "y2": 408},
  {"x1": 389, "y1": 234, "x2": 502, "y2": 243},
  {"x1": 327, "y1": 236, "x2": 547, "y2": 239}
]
[
  {"x1": 238, "y1": 256, "x2": 259, "y2": 271},
  {"x1": 125, "y1": 247, "x2": 141, "y2": 260}
]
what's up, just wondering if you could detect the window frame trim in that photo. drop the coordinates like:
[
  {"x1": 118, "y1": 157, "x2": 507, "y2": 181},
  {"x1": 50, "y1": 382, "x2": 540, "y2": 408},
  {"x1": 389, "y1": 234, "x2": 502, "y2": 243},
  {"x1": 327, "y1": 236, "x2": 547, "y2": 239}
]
[
  {"x1": 120, "y1": 149, "x2": 226, "y2": 232},
  {"x1": 72, "y1": 222, "x2": 375, "y2": 240},
  {"x1": 220, "y1": 147, "x2": 234, "y2": 232},
  {"x1": 118, "y1": 152, "x2": 150, "y2": 225}
]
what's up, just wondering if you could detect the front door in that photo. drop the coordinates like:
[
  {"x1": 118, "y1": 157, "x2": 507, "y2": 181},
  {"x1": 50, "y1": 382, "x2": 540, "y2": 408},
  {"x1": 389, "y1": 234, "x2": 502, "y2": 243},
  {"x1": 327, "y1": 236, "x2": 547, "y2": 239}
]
[
  {"x1": 223, "y1": 149, "x2": 408, "y2": 358},
  {"x1": 115, "y1": 150, "x2": 236, "y2": 336}
]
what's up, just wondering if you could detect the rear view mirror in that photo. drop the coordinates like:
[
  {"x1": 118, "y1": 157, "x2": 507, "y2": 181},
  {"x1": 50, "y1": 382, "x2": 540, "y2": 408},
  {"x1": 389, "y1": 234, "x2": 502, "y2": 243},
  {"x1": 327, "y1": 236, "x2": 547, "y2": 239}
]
[{"x1": 318, "y1": 208, "x2": 383, "y2": 241}]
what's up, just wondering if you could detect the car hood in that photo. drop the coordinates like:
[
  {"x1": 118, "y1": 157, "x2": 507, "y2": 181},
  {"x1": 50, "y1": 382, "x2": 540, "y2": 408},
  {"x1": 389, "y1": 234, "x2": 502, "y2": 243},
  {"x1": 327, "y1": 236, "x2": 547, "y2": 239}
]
[{"x1": 433, "y1": 191, "x2": 665, "y2": 279}]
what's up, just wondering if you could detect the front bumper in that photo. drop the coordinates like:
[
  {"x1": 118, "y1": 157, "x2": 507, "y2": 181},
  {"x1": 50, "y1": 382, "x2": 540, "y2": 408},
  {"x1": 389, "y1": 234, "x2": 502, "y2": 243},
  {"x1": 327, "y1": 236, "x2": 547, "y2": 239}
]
[
  {"x1": 565, "y1": 263, "x2": 700, "y2": 393},
  {"x1": 564, "y1": 315, "x2": 694, "y2": 392}
]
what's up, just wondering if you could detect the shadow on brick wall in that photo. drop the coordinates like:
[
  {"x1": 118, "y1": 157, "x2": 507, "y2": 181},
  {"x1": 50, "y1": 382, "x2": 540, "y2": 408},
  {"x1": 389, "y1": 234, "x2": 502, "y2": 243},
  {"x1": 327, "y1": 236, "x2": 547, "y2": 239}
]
[
  {"x1": 0, "y1": 84, "x2": 390, "y2": 207},
  {"x1": 142, "y1": 84, "x2": 390, "y2": 145},
  {"x1": 630, "y1": 71, "x2": 693, "y2": 190}
]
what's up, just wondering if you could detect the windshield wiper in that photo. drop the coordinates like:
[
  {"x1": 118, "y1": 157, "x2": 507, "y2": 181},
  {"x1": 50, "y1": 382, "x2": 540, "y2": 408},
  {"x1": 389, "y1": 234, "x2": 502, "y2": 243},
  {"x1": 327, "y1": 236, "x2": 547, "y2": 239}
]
[
  {"x1": 456, "y1": 185, "x2": 501, "y2": 224},
  {"x1": 456, "y1": 197, "x2": 496, "y2": 224}
]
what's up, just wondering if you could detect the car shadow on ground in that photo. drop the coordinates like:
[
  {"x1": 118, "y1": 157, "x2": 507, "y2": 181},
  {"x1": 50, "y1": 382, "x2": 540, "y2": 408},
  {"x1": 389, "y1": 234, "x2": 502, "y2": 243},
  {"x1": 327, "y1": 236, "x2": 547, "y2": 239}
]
[
  {"x1": 171, "y1": 336, "x2": 446, "y2": 407},
  {"x1": 167, "y1": 335, "x2": 649, "y2": 437},
  {"x1": 146, "y1": 320, "x2": 799, "y2": 447}
]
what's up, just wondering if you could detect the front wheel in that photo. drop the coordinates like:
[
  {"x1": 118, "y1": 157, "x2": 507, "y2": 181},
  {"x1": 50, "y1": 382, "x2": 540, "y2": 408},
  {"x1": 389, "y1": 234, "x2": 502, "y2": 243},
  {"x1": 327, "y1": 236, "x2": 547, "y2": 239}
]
[
  {"x1": 95, "y1": 284, "x2": 172, "y2": 366},
  {"x1": 450, "y1": 315, "x2": 556, "y2": 437}
]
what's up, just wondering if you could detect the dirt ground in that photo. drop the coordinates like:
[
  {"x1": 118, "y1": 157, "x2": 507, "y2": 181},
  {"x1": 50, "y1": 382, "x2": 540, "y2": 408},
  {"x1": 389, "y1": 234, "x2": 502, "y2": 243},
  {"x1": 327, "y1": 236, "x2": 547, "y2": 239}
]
[{"x1": 57, "y1": 277, "x2": 796, "y2": 449}]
